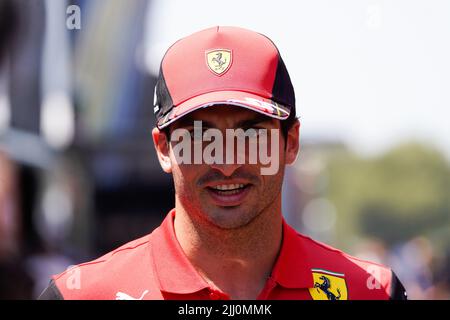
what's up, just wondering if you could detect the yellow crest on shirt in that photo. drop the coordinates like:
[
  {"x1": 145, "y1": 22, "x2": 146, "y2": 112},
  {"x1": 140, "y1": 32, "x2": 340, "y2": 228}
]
[
  {"x1": 309, "y1": 269, "x2": 348, "y2": 300},
  {"x1": 206, "y1": 49, "x2": 232, "y2": 75}
]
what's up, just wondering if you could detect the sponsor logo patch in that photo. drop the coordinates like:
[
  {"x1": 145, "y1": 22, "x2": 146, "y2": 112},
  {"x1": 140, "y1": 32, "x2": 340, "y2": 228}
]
[{"x1": 309, "y1": 269, "x2": 348, "y2": 300}]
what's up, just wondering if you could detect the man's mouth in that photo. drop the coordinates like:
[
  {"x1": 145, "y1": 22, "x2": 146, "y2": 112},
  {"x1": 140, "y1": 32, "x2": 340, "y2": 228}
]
[
  {"x1": 206, "y1": 183, "x2": 252, "y2": 206},
  {"x1": 209, "y1": 183, "x2": 248, "y2": 195}
]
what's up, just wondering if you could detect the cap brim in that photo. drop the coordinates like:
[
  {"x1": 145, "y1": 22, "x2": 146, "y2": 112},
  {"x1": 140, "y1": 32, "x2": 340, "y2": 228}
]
[{"x1": 157, "y1": 90, "x2": 291, "y2": 129}]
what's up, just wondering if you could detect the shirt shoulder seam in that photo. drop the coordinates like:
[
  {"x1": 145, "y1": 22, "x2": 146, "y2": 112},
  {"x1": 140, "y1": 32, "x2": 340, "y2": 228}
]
[
  {"x1": 54, "y1": 238, "x2": 151, "y2": 281},
  {"x1": 296, "y1": 232, "x2": 391, "y2": 270}
]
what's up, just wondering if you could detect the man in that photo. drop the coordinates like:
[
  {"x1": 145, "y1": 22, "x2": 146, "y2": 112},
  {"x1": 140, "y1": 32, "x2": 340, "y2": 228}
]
[{"x1": 39, "y1": 26, "x2": 407, "y2": 300}]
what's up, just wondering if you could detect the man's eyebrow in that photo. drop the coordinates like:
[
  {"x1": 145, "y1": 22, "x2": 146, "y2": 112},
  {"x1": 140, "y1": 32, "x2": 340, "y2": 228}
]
[
  {"x1": 174, "y1": 114, "x2": 273, "y2": 129},
  {"x1": 174, "y1": 117, "x2": 214, "y2": 128},
  {"x1": 235, "y1": 116, "x2": 274, "y2": 128}
]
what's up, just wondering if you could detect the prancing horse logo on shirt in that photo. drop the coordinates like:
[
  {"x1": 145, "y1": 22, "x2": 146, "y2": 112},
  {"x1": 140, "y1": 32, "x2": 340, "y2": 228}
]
[{"x1": 309, "y1": 269, "x2": 348, "y2": 300}]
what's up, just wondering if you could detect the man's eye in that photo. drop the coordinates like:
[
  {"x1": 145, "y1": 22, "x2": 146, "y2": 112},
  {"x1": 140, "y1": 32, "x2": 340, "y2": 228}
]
[
  {"x1": 247, "y1": 129, "x2": 259, "y2": 138},
  {"x1": 188, "y1": 129, "x2": 207, "y2": 140},
  {"x1": 248, "y1": 127, "x2": 265, "y2": 134},
  {"x1": 237, "y1": 127, "x2": 264, "y2": 139}
]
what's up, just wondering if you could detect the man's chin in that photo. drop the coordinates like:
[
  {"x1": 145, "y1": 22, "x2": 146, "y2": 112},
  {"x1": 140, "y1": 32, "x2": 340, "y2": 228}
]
[{"x1": 201, "y1": 205, "x2": 259, "y2": 230}]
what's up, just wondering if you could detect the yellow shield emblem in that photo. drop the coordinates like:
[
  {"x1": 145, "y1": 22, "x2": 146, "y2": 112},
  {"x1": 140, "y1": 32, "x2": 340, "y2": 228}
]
[
  {"x1": 206, "y1": 49, "x2": 232, "y2": 76},
  {"x1": 309, "y1": 269, "x2": 348, "y2": 300}
]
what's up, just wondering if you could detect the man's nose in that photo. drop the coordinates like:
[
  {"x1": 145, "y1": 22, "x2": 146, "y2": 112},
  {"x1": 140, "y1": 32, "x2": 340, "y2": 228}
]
[{"x1": 208, "y1": 163, "x2": 242, "y2": 177}]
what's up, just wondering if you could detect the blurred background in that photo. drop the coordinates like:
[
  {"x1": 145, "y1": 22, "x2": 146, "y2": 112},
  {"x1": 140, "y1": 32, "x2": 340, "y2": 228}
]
[{"x1": 0, "y1": 0, "x2": 449, "y2": 299}]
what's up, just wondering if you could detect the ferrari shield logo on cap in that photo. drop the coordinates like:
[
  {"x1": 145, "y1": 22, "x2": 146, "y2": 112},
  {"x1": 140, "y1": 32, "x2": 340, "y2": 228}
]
[
  {"x1": 206, "y1": 49, "x2": 232, "y2": 76},
  {"x1": 309, "y1": 269, "x2": 348, "y2": 300}
]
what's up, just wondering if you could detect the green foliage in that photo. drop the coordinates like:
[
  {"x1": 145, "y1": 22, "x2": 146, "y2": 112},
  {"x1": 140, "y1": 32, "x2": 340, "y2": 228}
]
[{"x1": 326, "y1": 143, "x2": 450, "y2": 248}]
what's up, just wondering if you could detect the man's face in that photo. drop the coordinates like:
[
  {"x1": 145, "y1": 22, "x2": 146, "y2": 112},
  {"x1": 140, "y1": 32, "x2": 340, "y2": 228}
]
[{"x1": 153, "y1": 105, "x2": 299, "y2": 229}]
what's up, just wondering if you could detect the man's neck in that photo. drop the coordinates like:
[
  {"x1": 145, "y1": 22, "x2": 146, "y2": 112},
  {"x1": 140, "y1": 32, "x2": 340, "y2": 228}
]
[{"x1": 173, "y1": 199, "x2": 283, "y2": 299}]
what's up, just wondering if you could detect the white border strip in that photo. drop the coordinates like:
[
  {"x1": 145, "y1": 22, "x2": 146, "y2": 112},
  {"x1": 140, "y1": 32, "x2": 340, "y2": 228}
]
[{"x1": 311, "y1": 268, "x2": 345, "y2": 278}]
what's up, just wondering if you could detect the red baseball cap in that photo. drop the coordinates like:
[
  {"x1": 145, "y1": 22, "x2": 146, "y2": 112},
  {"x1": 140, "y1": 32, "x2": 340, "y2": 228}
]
[{"x1": 154, "y1": 26, "x2": 296, "y2": 129}]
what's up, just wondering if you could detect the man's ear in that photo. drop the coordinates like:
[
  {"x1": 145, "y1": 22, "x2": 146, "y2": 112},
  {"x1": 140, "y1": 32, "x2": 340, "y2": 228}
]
[
  {"x1": 285, "y1": 120, "x2": 300, "y2": 165},
  {"x1": 152, "y1": 127, "x2": 172, "y2": 173}
]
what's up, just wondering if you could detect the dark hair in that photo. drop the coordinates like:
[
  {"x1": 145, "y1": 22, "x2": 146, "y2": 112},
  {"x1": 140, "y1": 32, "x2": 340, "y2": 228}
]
[{"x1": 280, "y1": 110, "x2": 299, "y2": 140}]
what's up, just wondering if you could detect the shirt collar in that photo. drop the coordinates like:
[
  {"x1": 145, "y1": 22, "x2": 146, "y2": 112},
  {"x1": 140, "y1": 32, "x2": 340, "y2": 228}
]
[
  {"x1": 151, "y1": 209, "x2": 210, "y2": 294},
  {"x1": 269, "y1": 219, "x2": 314, "y2": 289},
  {"x1": 151, "y1": 209, "x2": 314, "y2": 294}
]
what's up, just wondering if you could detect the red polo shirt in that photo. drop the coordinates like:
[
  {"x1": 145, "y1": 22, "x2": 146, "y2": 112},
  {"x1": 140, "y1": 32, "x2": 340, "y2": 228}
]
[{"x1": 42, "y1": 209, "x2": 406, "y2": 300}]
